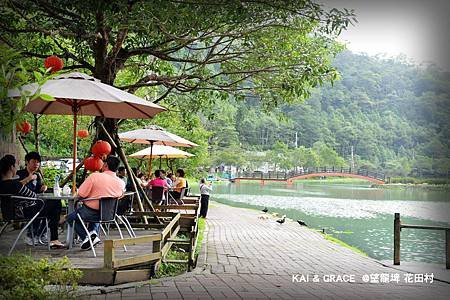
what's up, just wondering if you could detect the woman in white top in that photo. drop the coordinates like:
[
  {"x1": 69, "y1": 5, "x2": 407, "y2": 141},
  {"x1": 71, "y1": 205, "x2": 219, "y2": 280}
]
[{"x1": 199, "y1": 178, "x2": 212, "y2": 218}]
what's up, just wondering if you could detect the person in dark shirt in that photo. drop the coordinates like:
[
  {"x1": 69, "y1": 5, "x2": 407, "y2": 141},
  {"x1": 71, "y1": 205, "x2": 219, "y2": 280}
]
[
  {"x1": 16, "y1": 152, "x2": 64, "y2": 248},
  {"x1": 0, "y1": 155, "x2": 41, "y2": 233},
  {"x1": 16, "y1": 151, "x2": 47, "y2": 193},
  {"x1": 117, "y1": 166, "x2": 127, "y2": 186}
]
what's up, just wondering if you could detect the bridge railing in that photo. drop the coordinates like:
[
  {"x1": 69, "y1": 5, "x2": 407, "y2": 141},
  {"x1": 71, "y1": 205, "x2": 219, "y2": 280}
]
[{"x1": 237, "y1": 167, "x2": 385, "y2": 182}]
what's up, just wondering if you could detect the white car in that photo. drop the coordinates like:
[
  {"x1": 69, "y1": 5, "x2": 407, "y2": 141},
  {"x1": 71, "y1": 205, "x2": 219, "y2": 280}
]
[
  {"x1": 41, "y1": 160, "x2": 67, "y2": 172},
  {"x1": 60, "y1": 158, "x2": 80, "y2": 172}
]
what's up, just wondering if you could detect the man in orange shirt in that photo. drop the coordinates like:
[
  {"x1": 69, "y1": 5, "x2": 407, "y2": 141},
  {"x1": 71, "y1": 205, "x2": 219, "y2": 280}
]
[{"x1": 67, "y1": 156, "x2": 125, "y2": 250}]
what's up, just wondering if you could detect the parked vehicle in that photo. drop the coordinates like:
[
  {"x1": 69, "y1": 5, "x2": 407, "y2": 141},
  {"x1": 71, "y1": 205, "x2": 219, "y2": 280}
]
[{"x1": 60, "y1": 158, "x2": 80, "y2": 172}]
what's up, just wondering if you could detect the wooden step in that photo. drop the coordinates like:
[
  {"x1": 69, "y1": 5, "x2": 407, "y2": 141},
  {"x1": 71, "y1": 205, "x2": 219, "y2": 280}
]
[
  {"x1": 167, "y1": 238, "x2": 191, "y2": 244},
  {"x1": 163, "y1": 259, "x2": 188, "y2": 264}
]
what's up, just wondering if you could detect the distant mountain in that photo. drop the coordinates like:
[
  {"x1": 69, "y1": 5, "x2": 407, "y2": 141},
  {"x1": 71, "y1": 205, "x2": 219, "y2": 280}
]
[{"x1": 230, "y1": 51, "x2": 450, "y2": 174}]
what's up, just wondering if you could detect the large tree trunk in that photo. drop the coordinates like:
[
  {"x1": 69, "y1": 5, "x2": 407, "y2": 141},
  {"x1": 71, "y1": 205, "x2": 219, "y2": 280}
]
[{"x1": 0, "y1": 127, "x2": 20, "y2": 158}]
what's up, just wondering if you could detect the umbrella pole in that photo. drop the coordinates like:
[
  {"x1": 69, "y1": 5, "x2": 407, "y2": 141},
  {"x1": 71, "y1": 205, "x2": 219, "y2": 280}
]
[
  {"x1": 72, "y1": 111, "x2": 77, "y2": 194},
  {"x1": 148, "y1": 141, "x2": 154, "y2": 178},
  {"x1": 159, "y1": 156, "x2": 162, "y2": 169}
]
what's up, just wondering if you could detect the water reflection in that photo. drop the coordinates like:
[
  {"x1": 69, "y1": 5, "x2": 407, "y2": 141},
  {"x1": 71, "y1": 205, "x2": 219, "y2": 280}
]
[{"x1": 212, "y1": 182, "x2": 450, "y2": 263}]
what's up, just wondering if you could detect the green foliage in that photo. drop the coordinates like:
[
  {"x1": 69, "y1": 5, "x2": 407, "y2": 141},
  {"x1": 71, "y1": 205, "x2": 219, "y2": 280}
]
[
  {"x1": 0, "y1": 45, "x2": 56, "y2": 138},
  {"x1": 156, "y1": 217, "x2": 206, "y2": 278},
  {"x1": 209, "y1": 51, "x2": 450, "y2": 176},
  {"x1": 41, "y1": 166, "x2": 65, "y2": 186},
  {"x1": 195, "y1": 217, "x2": 206, "y2": 255},
  {"x1": 23, "y1": 115, "x2": 93, "y2": 159},
  {"x1": 156, "y1": 250, "x2": 188, "y2": 278},
  {"x1": 268, "y1": 141, "x2": 293, "y2": 170},
  {"x1": 1, "y1": 0, "x2": 355, "y2": 120},
  {"x1": 390, "y1": 177, "x2": 450, "y2": 185},
  {"x1": 1, "y1": 0, "x2": 357, "y2": 177},
  {"x1": 0, "y1": 47, "x2": 29, "y2": 133},
  {"x1": 0, "y1": 255, "x2": 82, "y2": 299}
]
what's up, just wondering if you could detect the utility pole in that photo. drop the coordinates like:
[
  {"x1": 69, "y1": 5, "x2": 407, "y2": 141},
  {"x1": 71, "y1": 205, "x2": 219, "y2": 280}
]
[
  {"x1": 295, "y1": 131, "x2": 298, "y2": 148},
  {"x1": 350, "y1": 145, "x2": 355, "y2": 169}
]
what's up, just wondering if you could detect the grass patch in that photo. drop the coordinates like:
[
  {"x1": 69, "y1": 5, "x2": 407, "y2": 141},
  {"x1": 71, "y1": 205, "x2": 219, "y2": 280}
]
[
  {"x1": 195, "y1": 217, "x2": 206, "y2": 255},
  {"x1": 156, "y1": 249, "x2": 188, "y2": 278},
  {"x1": 323, "y1": 234, "x2": 367, "y2": 257},
  {"x1": 156, "y1": 217, "x2": 207, "y2": 278}
]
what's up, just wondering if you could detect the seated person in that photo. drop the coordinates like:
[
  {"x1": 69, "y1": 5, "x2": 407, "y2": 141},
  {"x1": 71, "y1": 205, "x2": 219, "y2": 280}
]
[
  {"x1": 125, "y1": 168, "x2": 148, "y2": 191},
  {"x1": 16, "y1": 151, "x2": 65, "y2": 248},
  {"x1": 117, "y1": 166, "x2": 127, "y2": 186},
  {"x1": 160, "y1": 170, "x2": 171, "y2": 187},
  {"x1": 0, "y1": 155, "x2": 42, "y2": 236},
  {"x1": 137, "y1": 172, "x2": 148, "y2": 187},
  {"x1": 66, "y1": 156, "x2": 125, "y2": 250},
  {"x1": 169, "y1": 168, "x2": 186, "y2": 200},
  {"x1": 148, "y1": 169, "x2": 169, "y2": 204}
]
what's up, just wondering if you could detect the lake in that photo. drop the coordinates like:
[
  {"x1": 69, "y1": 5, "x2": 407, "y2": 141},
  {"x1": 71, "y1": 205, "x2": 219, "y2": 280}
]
[{"x1": 210, "y1": 181, "x2": 450, "y2": 263}]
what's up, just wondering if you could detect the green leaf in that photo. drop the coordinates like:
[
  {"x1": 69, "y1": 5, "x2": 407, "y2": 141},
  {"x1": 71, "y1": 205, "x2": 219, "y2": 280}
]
[
  {"x1": 33, "y1": 71, "x2": 42, "y2": 81},
  {"x1": 40, "y1": 93, "x2": 55, "y2": 101}
]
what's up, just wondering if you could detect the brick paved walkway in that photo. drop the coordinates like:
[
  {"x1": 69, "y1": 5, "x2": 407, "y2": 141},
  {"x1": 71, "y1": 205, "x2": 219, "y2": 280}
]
[{"x1": 81, "y1": 202, "x2": 450, "y2": 299}]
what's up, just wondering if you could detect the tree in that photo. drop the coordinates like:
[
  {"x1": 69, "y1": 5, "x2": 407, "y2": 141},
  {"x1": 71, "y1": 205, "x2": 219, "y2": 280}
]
[
  {"x1": 312, "y1": 141, "x2": 345, "y2": 167},
  {"x1": 268, "y1": 141, "x2": 292, "y2": 171},
  {"x1": 0, "y1": 45, "x2": 53, "y2": 157},
  {"x1": 0, "y1": 0, "x2": 355, "y2": 149}
]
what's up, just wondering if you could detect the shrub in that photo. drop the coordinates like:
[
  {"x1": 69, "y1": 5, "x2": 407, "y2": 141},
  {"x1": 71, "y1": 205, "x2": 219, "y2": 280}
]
[
  {"x1": 390, "y1": 177, "x2": 418, "y2": 184},
  {"x1": 390, "y1": 177, "x2": 450, "y2": 185},
  {"x1": 41, "y1": 166, "x2": 65, "y2": 187},
  {"x1": 0, "y1": 255, "x2": 82, "y2": 299}
]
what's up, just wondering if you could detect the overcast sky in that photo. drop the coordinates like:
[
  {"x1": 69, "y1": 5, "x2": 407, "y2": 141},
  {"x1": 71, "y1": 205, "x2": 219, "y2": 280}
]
[{"x1": 320, "y1": 0, "x2": 450, "y2": 70}]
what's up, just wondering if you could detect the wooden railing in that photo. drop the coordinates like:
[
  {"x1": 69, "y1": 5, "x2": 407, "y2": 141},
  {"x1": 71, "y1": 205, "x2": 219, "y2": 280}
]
[
  {"x1": 103, "y1": 195, "x2": 201, "y2": 273},
  {"x1": 394, "y1": 213, "x2": 450, "y2": 269},
  {"x1": 154, "y1": 195, "x2": 201, "y2": 271},
  {"x1": 103, "y1": 212, "x2": 181, "y2": 269}
]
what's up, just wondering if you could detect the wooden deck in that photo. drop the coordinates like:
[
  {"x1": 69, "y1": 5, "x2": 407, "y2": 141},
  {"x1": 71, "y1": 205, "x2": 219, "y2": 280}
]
[
  {"x1": 0, "y1": 195, "x2": 201, "y2": 285},
  {"x1": 0, "y1": 228, "x2": 162, "y2": 267},
  {"x1": 0, "y1": 227, "x2": 163, "y2": 284}
]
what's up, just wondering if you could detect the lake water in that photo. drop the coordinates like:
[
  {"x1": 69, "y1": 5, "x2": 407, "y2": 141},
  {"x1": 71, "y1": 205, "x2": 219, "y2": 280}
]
[{"x1": 210, "y1": 181, "x2": 450, "y2": 263}]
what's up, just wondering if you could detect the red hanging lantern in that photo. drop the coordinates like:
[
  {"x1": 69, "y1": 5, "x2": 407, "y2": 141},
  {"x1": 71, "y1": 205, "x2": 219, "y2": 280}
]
[
  {"x1": 84, "y1": 156, "x2": 104, "y2": 172},
  {"x1": 44, "y1": 55, "x2": 64, "y2": 73},
  {"x1": 77, "y1": 129, "x2": 89, "y2": 138},
  {"x1": 91, "y1": 140, "x2": 112, "y2": 157},
  {"x1": 16, "y1": 121, "x2": 32, "y2": 135}
]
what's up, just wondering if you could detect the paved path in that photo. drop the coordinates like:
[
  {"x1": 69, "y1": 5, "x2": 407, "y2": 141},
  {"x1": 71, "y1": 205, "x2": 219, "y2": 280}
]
[{"x1": 81, "y1": 202, "x2": 450, "y2": 299}]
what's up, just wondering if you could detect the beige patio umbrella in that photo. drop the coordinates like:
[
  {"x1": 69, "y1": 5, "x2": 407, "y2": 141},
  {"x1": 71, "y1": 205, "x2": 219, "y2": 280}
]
[
  {"x1": 9, "y1": 72, "x2": 165, "y2": 193},
  {"x1": 119, "y1": 125, "x2": 198, "y2": 176},
  {"x1": 129, "y1": 144, "x2": 194, "y2": 169}
]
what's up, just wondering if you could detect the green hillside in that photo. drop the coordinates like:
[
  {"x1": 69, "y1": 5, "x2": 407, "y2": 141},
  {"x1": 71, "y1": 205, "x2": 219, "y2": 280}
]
[{"x1": 209, "y1": 51, "x2": 450, "y2": 176}]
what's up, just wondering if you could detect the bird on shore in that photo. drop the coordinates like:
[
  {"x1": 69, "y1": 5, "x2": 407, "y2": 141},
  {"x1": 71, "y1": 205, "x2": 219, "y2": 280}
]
[
  {"x1": 276, "y1": 215, "x2": 286, "y2": 224},
  {"x1": 297, "y1": 220, "x2": 308, "y2": 226},
  {"x1": 262, "y1": 207, "x2": 268, "y2": 213}
]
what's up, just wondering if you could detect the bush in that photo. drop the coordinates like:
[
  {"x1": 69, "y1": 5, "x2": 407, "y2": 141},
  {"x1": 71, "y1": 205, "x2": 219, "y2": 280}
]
[
  {"x1": 390, "y1": 177, "x2": 418, "y2": 184},
  {"x1": 0, "y1": 255, "x2": 82, "y2": 299},
  {"x1": 156, "y1": 250, "x2": 188, "y2": 278},
  {"x1": 390, "y1": 177, "x2": 450, "y2": 185},
  {"x1": 41, "y1": 166, "x2": 65, "y2": 187}
]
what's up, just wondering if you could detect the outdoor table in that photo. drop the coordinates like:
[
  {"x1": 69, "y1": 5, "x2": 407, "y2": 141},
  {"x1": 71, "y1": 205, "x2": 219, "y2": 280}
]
[{"x1": 38, "y1": 193, "x2": 77, "y2": 248}]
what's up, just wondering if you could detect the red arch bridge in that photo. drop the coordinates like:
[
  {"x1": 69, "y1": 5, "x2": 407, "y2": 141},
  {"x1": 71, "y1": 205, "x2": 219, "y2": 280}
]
[{"x1": 234, "y1": 167, "x2": 386, "y2": 185}]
